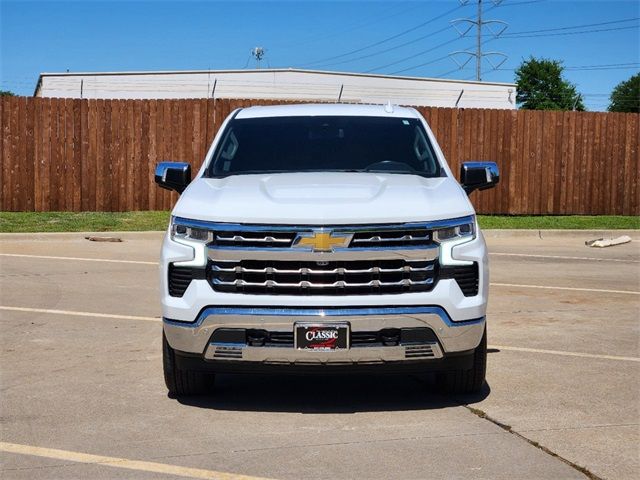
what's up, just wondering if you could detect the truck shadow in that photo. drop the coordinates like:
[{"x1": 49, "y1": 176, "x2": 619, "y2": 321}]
[{"x1": 176, "y1": 374, "x2": 491, "y2": 413}]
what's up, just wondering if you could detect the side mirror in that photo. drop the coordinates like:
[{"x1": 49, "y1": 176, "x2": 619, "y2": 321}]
[
  {"x1": 154, "y1": 162, "x2": 191, "y2": 194},
  {"x1": 460, "y1": 162, "x2": 500, "y2": 195}
]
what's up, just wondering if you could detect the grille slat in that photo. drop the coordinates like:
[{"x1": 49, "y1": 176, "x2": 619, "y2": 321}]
[
  {"x1": 405, "y1": 344, "x2": 436, "y2": 359},
  {"x1": 209, "y1": 226, "x2": 433, "y2": 249},
  {"x1": 209, "y1": 259, "x2": 436, "y2": 295},
  {"x1": 351, "y1": 229, "x2": 432, "y2": 248},
  {"x1": 211, "y1": 264, "x2": 434, "y2": 275},
  {"x1": 212, "y1": 278, "x2": 433, "y2": 288},
  {"x1": 215, "y1": 234, "x2": 292, "y2": 244},
  {"x1": 213, "y1": 231, "x2": 296, "y2": 248}
]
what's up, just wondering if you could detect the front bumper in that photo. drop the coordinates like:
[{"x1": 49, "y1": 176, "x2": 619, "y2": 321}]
[{"x1": 163, "y1": 306, "x2": 486, "y2": 364}]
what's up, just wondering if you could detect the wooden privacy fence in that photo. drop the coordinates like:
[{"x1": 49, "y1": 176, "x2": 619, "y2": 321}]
[{"x1": 1, "y1": 96, "x2": 638, "y2": 215}]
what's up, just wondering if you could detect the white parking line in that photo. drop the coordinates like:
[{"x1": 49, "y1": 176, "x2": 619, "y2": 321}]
[
  {"x1": 490, "y1": 252, "x2": 640, "y2": 263},
  {"x1": 0, "y1": 305, "x2": 159, "y2": 322},
  {"x1": 9, "y1": 252, "x2": 639, "y2": 266},
  {"x1": 0, "y1": 441, "x2": 271, "y2": 480},
  {"x1": 491, "y1": 282, "x2": 640, "y2": 296},
  {"x1": 492, "y1": 345, "x2": 640, "y2": 363},
  {"x1": 0, "y1": 253, "x2": 157, "y2": 265}
]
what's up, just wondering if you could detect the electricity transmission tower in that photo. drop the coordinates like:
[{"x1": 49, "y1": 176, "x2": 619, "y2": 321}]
[
  {"x1": 449, "y1": 0, "x2": 508, "y2": 81},
  {"x1": 251, "y1": 47, "x2": 267, "y2": 68}
]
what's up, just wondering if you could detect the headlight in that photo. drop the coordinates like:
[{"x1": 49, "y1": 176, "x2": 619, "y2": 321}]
[
  {"x1": 171, "y1": 219, "x2": 211, "y2": 243},
  {"x1": 433, "y1": 219, "x2": 475, "y2": 243},
  {"x1": 169, "y1": 218, "x2": 210, "y2": 267}
]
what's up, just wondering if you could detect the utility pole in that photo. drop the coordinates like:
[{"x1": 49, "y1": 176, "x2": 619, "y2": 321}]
[
  {"x1": 449, "y1": 0, "x2": 508, "y2": 81},
  {"x1": 476, "y1": 0, "x2": 482, "y2": 81}
]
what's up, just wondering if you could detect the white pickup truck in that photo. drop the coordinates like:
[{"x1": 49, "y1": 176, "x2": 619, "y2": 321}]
[{"x1": 155, "y1": 103, "x2": 499, "y2": 396}]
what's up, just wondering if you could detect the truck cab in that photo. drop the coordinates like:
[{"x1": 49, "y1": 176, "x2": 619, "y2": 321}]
[{"x1": 155, "y1": 103, "x2": 499, "y2": 396}]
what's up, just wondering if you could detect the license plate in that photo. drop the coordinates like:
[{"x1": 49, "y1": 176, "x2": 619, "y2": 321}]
[{"x1": 294, "y1": 323, "x2": 350, "y2": 350}]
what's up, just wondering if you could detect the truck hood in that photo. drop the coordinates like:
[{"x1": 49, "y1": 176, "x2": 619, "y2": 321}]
[{"x1": 172, "y1": 172, "x2": 474, "y2": 225}]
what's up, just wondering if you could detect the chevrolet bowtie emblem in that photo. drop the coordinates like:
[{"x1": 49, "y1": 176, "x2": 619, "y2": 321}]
[{"x1": 293, "y1": 231, "x2": 353, "y2": 252}]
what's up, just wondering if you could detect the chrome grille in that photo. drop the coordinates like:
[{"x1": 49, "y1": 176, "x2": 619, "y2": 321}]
[
  {"x1": 207, "y1": 225, "x2": 433, "y2": 249},
  {"x1": 209, "y1": 259, "x2": 436, "y2": 295},
  {"x1": 404, "y1": 344, "x2": 437, "y2": 359},
  {"x1": 213, "y1": 231, "x2": 296, "y2": 248},
  {"x1": 350, "y1": 229, "x2": 431, "y2": 248},
  {"x1": 211, "y1": 345, "x2": 243, "y2": 359}
]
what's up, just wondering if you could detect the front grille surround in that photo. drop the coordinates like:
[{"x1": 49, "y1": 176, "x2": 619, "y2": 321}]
[{"x1": 170, "y1": 217, "x2": 480, "y2": 297}]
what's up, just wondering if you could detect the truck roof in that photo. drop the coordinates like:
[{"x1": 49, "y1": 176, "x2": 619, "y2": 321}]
[{"x1": 235, "y1": 103, "x2": 420, "y2": 119}]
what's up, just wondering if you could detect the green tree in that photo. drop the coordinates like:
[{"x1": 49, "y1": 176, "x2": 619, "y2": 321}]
[
  {"x1": 0, "y1": 90, "x2": 15, "y2": 97},
  {"x1": 608, "y1": 73, "x2": 639, "y2": 113},
  {"x1": 515, "y1": 57, "x2": 585, "y2": 111}
]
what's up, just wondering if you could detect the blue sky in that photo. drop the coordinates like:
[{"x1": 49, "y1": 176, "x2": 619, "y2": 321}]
[{"x1": 1, "y1": 0, "x2": 638, "y2": 110}]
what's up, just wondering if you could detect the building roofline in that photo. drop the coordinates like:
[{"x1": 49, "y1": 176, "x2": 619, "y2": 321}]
[{"x1": 36, "y1": 67, "x2": 516, "y2": 88}]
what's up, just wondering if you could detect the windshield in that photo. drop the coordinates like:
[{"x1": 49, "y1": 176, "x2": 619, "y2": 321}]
[{"x1": 206, "y1": 115, "x2": 442, "y2": 178}]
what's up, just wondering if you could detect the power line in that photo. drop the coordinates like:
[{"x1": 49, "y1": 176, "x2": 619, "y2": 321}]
[
  {"x1": 493, "y1": 62, "x2": 640, "y2": 72},
  {"x1": 500, "y1": 25, "x2": 638, "y2": 39},
  {"x1": 379, "y1": 2, "x2": 509, "y2": 78},
  {"x1": 434, "y1": 67, "x2": 467, "y2": 78},
  {"x1": 314, "y1": 0, "x2": 530, "y2": 74},
  {"x1": 298, "y1": 4, "x2": 464, "y2": 68},
  {"x1": 499, "y1": 17, "x2": 639, "y2": 36},
  {"x1": 390, "y1": 55, "x2": 457, "y2": 76},
  {"x1": 273, "y1": 2, "x2": 421, "y2": 51},
  {"x1": 365, "y1": 37, "x2": 467, "y2": 73},
  {"x1": 497, "y1": 0, "x2": 548, "y2": 6},
  {"x1": 565, "y1": 62, "x2": 640, "y2": 69},
  {"x1": 308, "y1": 25, "x2": 452, "y2": 69}
]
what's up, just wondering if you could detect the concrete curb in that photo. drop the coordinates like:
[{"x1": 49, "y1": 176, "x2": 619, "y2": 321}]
[
  {"x1": 1, "y1": 229, "x2": 638, "y2": 241},
  {"x1": 0, "y1": 231, "x2": 166, "y2": 241},
  {"x1": 482, "y1": 229, "x2": 640, "y2": 240}
]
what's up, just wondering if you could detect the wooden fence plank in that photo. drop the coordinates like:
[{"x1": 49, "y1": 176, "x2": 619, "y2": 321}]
[
  {"x1": 72, "y1": 99, "x2": 82, "y2": 211},
  {"x1": 623, "y1": 114, "x2": 638, "y2": 215},
  {"x1": 80, "y1": 100, "x2": 90, "y2": 210},
  {"x1": 147, "y1": 100, "x2": 157, "y2": 210},
  {"x1": 98, "y1": 99, "x2": 109, "y2": 211},
  {"x1": 610, "y1": 114, "x2": 626, "y2": 215},
  {"x1": 110, "y1": 99, "x2": 120, "y2": 211},
  {"x1": 24, "y1": 97, "x2": 35, "y2": 211},
  {"x1": 125, "y1": 100, "x2": 135, "y2": 211},
  {"x1": 0, "y1": 98, "x2": 8, "y2": 211},
  {"x1": 134, "y1": 100, "x2": 144, "y2": 210}
]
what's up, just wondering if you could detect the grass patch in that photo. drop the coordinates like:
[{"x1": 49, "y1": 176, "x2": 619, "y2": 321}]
[
  {"x1": 0, "y1": 211, "x2": 171, "y2": 233},
  {"x1": 0, "y1": 212, "x2": 638, "y2": 233},
  {"x1": 478, "y1": 215, "x2": 639, "y2": 230}
]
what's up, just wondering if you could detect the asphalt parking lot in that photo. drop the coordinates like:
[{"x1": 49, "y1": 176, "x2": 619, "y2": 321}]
[{"x1": 1, "y1": 230, "x2": 638, "y2": 480}]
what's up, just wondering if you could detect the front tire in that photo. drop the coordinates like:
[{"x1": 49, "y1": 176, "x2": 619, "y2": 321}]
[
  {"x1": 163, "y1": 332, "x2": 215, "y2": 396},
  {"x1": 438, "y1": 327, "x2": 487, "y2": 394}
]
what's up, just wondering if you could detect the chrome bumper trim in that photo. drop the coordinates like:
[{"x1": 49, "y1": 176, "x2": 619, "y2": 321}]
[
  {"x1": 164, "y1": 306, "x2": 484, "y2": 329},
  {"x1": 174, "y1": 215, "x2": 475, "y2": 233},
  {"x1": 204, "y1": 342, "x2": 444, "y2": 364},
  {"x1": 163, "y1": 307, "x2": 486, "y2": 355},
  {"x1": 207, "y1": 246, "x2": 439, "y2": 262},
  {"x1": 211, "y1": 277, "x2": 435, "y2": 289}
]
